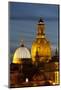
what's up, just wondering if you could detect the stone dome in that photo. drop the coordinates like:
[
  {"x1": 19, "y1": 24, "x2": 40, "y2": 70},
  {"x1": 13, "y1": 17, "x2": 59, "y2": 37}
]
[
  {"x1": 13, "y1": 41, "x2": 31, "y2": 64},
  {"x1": 31, "y1": 18, "x2": 51, "y2": 63},
  {"x1": 31, "y1": 39, "x2": 51, "y2": 62}
]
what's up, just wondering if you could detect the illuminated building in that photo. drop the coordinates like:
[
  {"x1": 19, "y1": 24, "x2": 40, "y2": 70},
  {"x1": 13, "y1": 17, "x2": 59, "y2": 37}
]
[
  {"x1": 13, "y1": 40, "x2": 31, "y2": 64},
  {"x1": 31, "y1": 18, "x2": 51, "y2": 63},
  {"x1": 10, "y1": 18, "x2": 59, "y2": 87},
  {"x1": 10, "y1": 40, "x2": 31, "y2": 87}
]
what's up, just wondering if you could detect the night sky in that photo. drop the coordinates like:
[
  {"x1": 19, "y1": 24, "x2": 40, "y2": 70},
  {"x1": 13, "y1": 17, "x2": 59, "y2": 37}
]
[{"x1": 9, "y1": 2, "x2": 59, "y2": 57}]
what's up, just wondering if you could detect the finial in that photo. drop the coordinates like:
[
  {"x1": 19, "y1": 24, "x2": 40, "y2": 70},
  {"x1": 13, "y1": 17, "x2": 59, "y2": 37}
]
[
  {"x1": 38, "y1": 17, "x2": 44, "y2": 25},
  {"x1": 20, "y1": 39, "x2": 24, "y2": 47}
]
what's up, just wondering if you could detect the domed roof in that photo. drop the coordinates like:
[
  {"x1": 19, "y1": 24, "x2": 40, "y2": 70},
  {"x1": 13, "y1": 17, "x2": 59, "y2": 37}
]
[
  {"x1": 31, "y1": 18, "x2": 51, "y2": 63},
  {"x1": 31, "y1": 38, "x2": 51, "y2": 63},
  {"x1": 13, "y1": 41, "x2": 31, "y2": 64}
]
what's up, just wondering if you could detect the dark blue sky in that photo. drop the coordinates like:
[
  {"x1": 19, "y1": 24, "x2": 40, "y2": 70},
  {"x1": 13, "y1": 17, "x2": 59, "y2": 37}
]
[
  {"x1": 9, "y1": 2, "x2": 59, "y2": 55},
  {"x1": 10, "y1": 2, "x2": 58, "y2": 20}
]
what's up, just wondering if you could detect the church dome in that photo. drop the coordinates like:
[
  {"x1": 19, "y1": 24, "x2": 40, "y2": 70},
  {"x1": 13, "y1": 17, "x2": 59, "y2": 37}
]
[
  {"x1": 13, "y1": 40, "x2": 31, "y2": 64},
  {"x1": 31, "y1": 18, "x2": 51, "y2": 63}
]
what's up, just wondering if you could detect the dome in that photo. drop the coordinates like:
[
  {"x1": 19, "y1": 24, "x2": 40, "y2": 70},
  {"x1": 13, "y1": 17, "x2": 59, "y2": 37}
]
[
  {"x1": 13, "y1": 41, "x2": 31, "y2": 64},
  {"x1": 31, "y1": 38, "x2": 51, "y2": 62},
  {"x1": 31, "y1": 18, "x2": 51, "y2": 63}
]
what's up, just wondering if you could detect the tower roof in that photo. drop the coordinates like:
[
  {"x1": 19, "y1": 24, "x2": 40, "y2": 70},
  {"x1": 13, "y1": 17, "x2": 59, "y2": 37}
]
[
  {"x1": 38, "y1": 17, "x2": 44, "y2": 25},
  {"x1": 31, "y1": 18, "x2": 51, "y2": 63}
]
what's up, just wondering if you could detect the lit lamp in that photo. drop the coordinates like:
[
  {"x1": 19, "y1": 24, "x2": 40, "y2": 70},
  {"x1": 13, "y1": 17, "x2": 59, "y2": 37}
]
[{"x1": 26, "y1": 78, "x2": 29, "y2": 83}]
